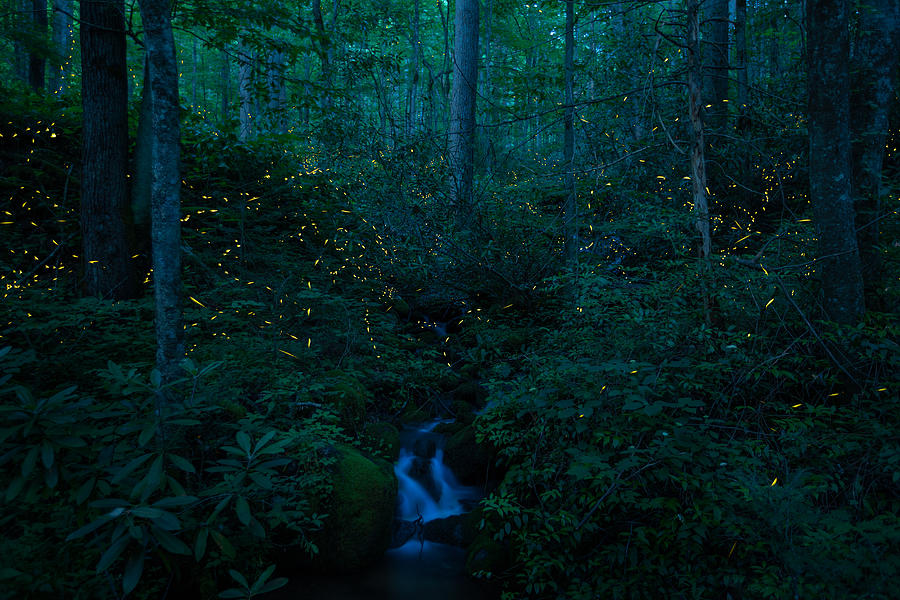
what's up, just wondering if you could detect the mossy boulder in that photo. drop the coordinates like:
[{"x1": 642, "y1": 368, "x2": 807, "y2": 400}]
[
  {"x1": 452, "y1": 380, "x2": 488, "y2": 408},
  {"x1": 465, "y1": 531, "x2": 510, "y2": 576},
  {"x1": 312, "y1": 446, "x2": 397, "y2": 571},
  {"x1": 443, "y1": 426, "x2": 492, "y2": 486},
  {"x1": 362, "y1": 421, "x2": 401, "y2": 461},
  {"x1": 450, "y1": 399, "x2": 476, "y2": 425},
  {"x1": 322, "y1": 370, "x2": 368, "y2": 431}
]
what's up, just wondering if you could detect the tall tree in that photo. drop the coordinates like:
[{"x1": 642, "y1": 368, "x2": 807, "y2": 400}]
[
  {"x1": 850, "y1": 0, "x2": 900, "y2": 304},
  {"x1": 29, "y1": 0, "x2": 48, "y2": 90},
  {"x1": 687, "y1": 0, "x2": 711, "y2": 259},
  {"x1": 139, "y1": 0, "x2": 184, "y2": 384},
  {"x1": 49, "y1": 0, "x2": 73, "y2": 94},
  {"x1": 237, "y1": 41, "x2": 254, "y2": 141},
  {"x1": 702, "y1": 0, "x2": 729, "y2": 131},
  {"x1": 806, "y1": 0, "x2": 865, "y2": 323},
  {"x1": 80, "y1": 0, "x2": 137, "y2": 299},
  {"x1": 734, "y1": 0, "x2": 749, "y2": 131},
  {"x1": 563, "y1": 0, "x2": 576, "y2": 263},
  {"x1": 448, "y1": 0, "x2": 478, "y2": 223}
]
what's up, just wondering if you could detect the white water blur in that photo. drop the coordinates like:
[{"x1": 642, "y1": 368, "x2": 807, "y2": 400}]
[{"x1": 394, "y1": 423, "x2": 479, "y2": 522}]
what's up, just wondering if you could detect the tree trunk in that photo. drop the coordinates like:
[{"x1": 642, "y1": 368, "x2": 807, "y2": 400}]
[
  {"x1": 312, "y1": 0, "x2": 333, "y2": 112},
  {"x1": 806, "y1": 0, "x2": 865, "y2": 323},
  {"x1": 735, "y1": 0, "x2": 749, "y2": 131},
  {"x1": 267, "y1": 49, "x2": 287, "y2": 134},
  {"x1": 563, "y1": 0, "x2": 576, "y2": 264},
  {"x1": 405, "y1": 0, "x2": 421, "y2": 137},
  {"x1": 850, "y1": 0, "x2": 899, "y2": 305},
  {"x1": 237, "y1": 41, "x2": 253, "y2": 141},
  {"x1": 687, "y1": 0, "x2": 711, "y2": 259},
  {"x1": 132, "y1": 57, "x2": 152, "y2": 244},
  {"x1": 220, "y1": 47, "x2": 230, "y2": 124},
  {"x1": 49, "y1": 0, "x2": 73, "y2": 94},
  {"x1": 702, "y1": 0, "x2": 729, "y2": 131},
  {"x1": 139, "y1": 0, "x2": 184, "y2": 384},
  {"x1": 448, "y1": 0, "x2": 478, "y2": 222},
  {"x1": 29, "y1": 0, "x2": 48, "y2": 91},
  {"x1": 12, "y1": 0, "x2": 29, "y2": 82},
  {"x1": 80, "y1": 0, "x2": 137, "y2": 300}
]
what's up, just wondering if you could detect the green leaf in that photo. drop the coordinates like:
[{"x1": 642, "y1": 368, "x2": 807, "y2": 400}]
[
  {"x1": 257, "y1": 577, "x2": 289, "y2": 594},
  {"x1": 40, "y1": 440, "x2": 54, "y2": 469},
  {"x1": 22, "y1": 445, "x2": 38, "y2": 478},
  {"x1": 138, "y1": 422, "x2": 156, "y2": 447},
  {"x1": 194, "y1": 528, "x2": 208, "y2": 561},
  {"x1": 44, "y1": 464, "x2": 58, "y2": 488},
  {"x1": 247, "y1": 516, "x2": 265, "y2": 539},
  {"x1": 250, "y1": 565, "x2": 276, "y2": 593},
  {"x1": 167, "y1": 453, "x2": 196, "y2": 473},
  {"x1": 150, "y1": 369, "x2": 162, "y2": 389},
  {"x1": 210, "y1": 529, "x2": 236, "y2": 559},
  {"x1": 236, "y1": 431, "x2": 251, "y2": 454},
  {"x1": 112, "y1": 454, "x2": 153, "y2": 484},
  {"x1": 5, "y1": 476, "x2": 25, "y2": 501},
  {"x1": 228, "y1": 569, "x2": 250, "y2": 589},
  {"x1": 0, "y1": 567, "x2": 23, "y2": 580},
  {"x1": 152, "y1": 495, "x2": 198, "y2": 508},
  {"x1": 217, "y1": 589, "x2": 246, "y2": 599},
  {"x1": 130, "y1": 506, "x2": 164, "y2": 520},
  {"x1": 122, "y1": 552, "x2": 144, "y2": 595},
  {"x1": 253, "y1": 431, "x2": 276, "y2": 454},
  {"x1": 235, "y1": 495, "x2": 251, "y2": 526},
  {"x1": 96, "y1": 535, "x2": 130, "y2": 572},
  {"x1": 75, "y1": 478, "x2": 95, "y2": 505},
  {"x1": 66, "y1": 514, "x2": 113, "y2": 541},
  {"x1": 151, "y1": 526, "x2": 191, "y2": 555}
]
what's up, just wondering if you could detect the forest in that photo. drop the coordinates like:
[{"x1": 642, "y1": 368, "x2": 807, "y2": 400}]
[{"x1": 1, "y1": 0, "x2": 898, "y2": 598}]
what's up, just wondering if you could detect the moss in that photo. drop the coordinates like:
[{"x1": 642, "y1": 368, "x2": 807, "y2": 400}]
[
  {"x1": 452, "y1": 380, "x2": 488, "y2": 408},
  {"x1": 312, "y1": 446, "x2": 397, "y2": 571},
  {"x1": 465, "y1": 530, "x2": 510, "y2": 576},
  {"x1": 322, "y1": 369, "x2": 368, "y2": 431},
  {"x1": 362, "y1": 421, "x2": 401, "y2": 461},
  {"x1": 443, "y1": 425, "x2": 492, "y2": 486}
]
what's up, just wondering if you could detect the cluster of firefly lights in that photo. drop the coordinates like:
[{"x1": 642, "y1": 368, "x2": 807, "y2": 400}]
[{"x1": 2, "y1": 76, "x2": 896, "y2": 389}]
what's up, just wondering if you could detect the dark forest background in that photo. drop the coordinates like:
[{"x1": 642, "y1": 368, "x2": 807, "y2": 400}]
[{"x1": 1, "y1": 0, "x2": 898, "y2": 598}]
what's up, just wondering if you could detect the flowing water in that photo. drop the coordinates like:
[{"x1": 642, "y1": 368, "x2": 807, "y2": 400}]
[{"x1": 274, "y1": 420, "x2": 495, "y2": 600}]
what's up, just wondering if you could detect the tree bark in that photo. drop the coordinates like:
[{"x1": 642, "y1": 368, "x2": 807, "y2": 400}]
[
  {"x1": 405, "y1": 0, "x2": 421, "y2": 137},
  {"x1": 734, "y1": 0, "x2": 749, "y2": 130},
  {"x1": 267, "y1": 49, "x2": 287, "y2": 134},
  {"x1": 850, "y1": 0, "x2": 899, "y2": 304},
  {"x1": 702, "y1": 0, "x2": 729, "y2": 131},
  {"x1": 139, "y1": 0, "x2": 184, "y2": 384},
  {"x1": 237, "y1": 41, "x2": 254, "y2": 141},
  {"x1": 80, "y1": 0, "x2": 137, "y2": 300},
  {"x1": 49, "y1": 0, "x2": 73, "y2": 94},
  {"x1": 312, "y1": 0, "x2": 333, "y2": 112},
  {"x1": 563, "y1": 0, "x2": 576, "y2": 263},
  {"x1": 807, "y1": 0, "x2": 865, "y2": 323},
  {"x1": 220, "y1": 47, "x2": 230, "y2": 125},
  {"x1": 29, "y1": 0, "x2": 48, "y2": 91},
  {"x1": 687, "y1": 0, "x2": 711, "y2": 259},
  {"x1": 448, "y1": 0, "x2": 478, "y2": 223}
]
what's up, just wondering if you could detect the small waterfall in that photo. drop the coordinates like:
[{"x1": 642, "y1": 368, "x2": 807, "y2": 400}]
[
  {"x1": 395, "y1": 448, "x2": 472, "y2": 522},
  {"x1": 392, "y1": 421, "x2": 480, "y2": 541}
]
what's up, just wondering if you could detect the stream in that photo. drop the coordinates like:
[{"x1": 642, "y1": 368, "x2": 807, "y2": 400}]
[{"x1": 274, "y1": 420, "x2": 496, "y2": 600}]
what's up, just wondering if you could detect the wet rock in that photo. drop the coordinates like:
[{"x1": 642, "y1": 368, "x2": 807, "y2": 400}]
[
  {"x1": 423, "y1": 512, "x2": 480, "y2": 547},
  {"x1": 389, "y1": 518, "x2": 422, "y2": 548},
  {"x1": 310, "y1": 446, "x2": 397, "y2": 571},
  {"x1": 443, "y1": 426, "x2": 492, "y2": 486}
]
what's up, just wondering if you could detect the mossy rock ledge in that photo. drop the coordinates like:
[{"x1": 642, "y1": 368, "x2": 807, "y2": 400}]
[{"x1": 311, "y1": 445, "x2": 398, "y2": 571}]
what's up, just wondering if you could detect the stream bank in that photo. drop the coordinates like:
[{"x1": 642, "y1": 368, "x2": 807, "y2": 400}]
[{"x1": 273, "y1": 419, "x2": 498, "y2": 600}]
